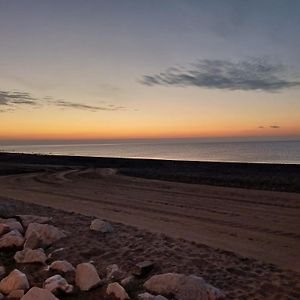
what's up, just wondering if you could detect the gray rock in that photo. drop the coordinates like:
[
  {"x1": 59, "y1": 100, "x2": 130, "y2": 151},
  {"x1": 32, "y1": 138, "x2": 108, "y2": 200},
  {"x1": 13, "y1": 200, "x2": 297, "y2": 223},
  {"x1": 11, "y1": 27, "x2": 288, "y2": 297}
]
[
  {"x1": 75, "y1": 263, "x2": 101, "y2": 291},
  {"x1": 20, "y1": 287, "x2": 59, "y2": 300},
  {"x1": 0, "y1": 267, "x2": 5, "y2": 279},
  {"x1": 7, "y1": 289, "x2": 24, "y2": 299},
  {"x1": 132, "y1": 261, "x2": 154, "y2": 277},
  {"x1": 106, "y1": 264, "x2": 125, "y2": 280},
  {"x1": 0, "y1": 219, "x2": 24, "y2": 234},
  {"x1": 50, "y1": 260, "x2": 75, "y2": 273},
  {"x1": 90, "y1": 219, "x2": 113, "y2": 233},
  {"x1": 14, "y1": 248, "x2": 47, "y2": 264},
  {"x1": 16, "y1": 215, "x2": 51, "y2": 228},
  {"x1": 0, "y1": 269, "x2": 29, "y2": 295},
  {"x1": 144, "y1": 273, "x2": 223, "y2": 300},
  {"x1": 44, "y1": 274, "x2": 73, "y2": 294},
  {"x1": 25, "y1": 223, "x2": 66, "y2": 248},
  {"x1": 0, "y1": 292, "x2": 4, "y2": 299},
  {"x1": 0, "y1": 230, "x2": 25, "y2": 249},
  {"x1": 120, "y1": 275, "x2": 136, "y2": 289},
  {"x1": 106, "y1": 282, "x2": 130, "y2": 300},
  {"x1": 137, "y1": 292, "x2": 155, "y2": 300}
]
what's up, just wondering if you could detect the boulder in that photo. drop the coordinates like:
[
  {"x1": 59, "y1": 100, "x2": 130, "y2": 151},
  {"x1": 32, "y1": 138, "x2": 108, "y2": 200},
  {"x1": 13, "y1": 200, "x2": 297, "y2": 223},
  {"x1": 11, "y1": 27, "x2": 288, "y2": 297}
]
[
  {"x1": 23, "y1": 231, "x2": 44, "y2": 249},
  {"x1": 75, "y1": 263, "x2": 101, "y2": 291},
  {"x1": 106, "y1": 282, "x2": 130, "y2": 300},
  {"x1": 44, "y1": 275, "x2": 73, "y2": 294},
  {"x1": 20, "y1": 287, "x2": 59, "y2": 300},
  {"x1": 25, "y1": 223, "x2": 66, "y2": 248},
  {"x1": 16, "y1": 215, "x2": 51, "y2": 228},
  {"x1": 0, "y1": 219, "x2": 23, "y2": 234},
  {"x1": 7, "y1": 289, "x2": 24, "y2": 299},
  {"x1": 132, "y1": 261, "x2": 154, "y2": 277},
  {"x1": 144, "y1": 273, "x2": 223, "y2": 300},
  {"x1": 120, "y1": 275, "x2": 136, "y2": 289},
  {"x1": 0, "y1": 224, "x2": 10, "y2": 236},
  {"x1": 14, "y1": 248, "x2": 47, "y2": 264},
  {"x1": 0, "y1": 269, "x2": 29, "y2": 295},
  {"x1": 0, "y1": 230, "x2": 25, "y2": 249},
  {"x1": 50, "y1": 260, "x2": 75, "y2": 273},
  {"x1": 90, "y1": 219, "x2": 113, "y2": 233}
]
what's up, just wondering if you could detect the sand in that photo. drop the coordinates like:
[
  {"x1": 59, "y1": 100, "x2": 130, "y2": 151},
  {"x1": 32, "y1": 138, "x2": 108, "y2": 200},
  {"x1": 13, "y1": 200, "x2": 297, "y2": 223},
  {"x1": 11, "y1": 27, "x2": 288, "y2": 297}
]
[{"x1": 0, "y1": 156, "x2": 300, "y2": 299}]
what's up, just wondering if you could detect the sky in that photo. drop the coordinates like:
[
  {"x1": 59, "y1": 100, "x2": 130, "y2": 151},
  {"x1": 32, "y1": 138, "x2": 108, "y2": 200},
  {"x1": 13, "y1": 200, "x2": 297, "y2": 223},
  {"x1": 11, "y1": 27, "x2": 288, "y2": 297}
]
[{"x1": 0, "y1": 0, "x2": 300, "y2": 141}]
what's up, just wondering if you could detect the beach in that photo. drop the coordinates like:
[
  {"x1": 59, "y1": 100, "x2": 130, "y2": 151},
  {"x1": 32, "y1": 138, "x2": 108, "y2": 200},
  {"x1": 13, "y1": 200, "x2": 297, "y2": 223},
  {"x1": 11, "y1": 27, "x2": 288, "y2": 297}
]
[{"x1": 0, "y1": 153, "x2": 300, "y2": 299}]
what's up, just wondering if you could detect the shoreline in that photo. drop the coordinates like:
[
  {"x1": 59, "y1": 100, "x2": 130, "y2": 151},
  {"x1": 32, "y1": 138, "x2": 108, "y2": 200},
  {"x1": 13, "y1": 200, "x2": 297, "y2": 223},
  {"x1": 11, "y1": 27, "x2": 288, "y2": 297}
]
[{"x1": 0, "y1": 152, "x2": 300, "y2": 192}]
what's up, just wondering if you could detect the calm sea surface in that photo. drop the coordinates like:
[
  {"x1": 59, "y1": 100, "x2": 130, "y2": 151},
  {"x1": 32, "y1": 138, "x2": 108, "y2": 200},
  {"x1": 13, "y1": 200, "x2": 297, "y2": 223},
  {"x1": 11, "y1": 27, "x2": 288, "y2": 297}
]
[{"x1": 1, "y1": 140, "x2": 300, "y2": 164}]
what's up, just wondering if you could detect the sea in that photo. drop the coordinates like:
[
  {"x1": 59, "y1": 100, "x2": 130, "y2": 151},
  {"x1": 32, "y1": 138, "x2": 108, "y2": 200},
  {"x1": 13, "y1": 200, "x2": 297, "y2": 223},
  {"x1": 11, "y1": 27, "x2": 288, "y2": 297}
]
[{"x1": 1, "y1": 139, "x2": 300, "y2": 164}]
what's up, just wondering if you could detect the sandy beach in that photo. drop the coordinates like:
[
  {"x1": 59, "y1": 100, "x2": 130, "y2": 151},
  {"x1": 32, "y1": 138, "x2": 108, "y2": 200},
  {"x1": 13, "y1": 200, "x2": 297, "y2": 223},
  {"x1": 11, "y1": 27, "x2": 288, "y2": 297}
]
[{"x1": 0, "y1": 153, "x2": 300, "y2": 299}]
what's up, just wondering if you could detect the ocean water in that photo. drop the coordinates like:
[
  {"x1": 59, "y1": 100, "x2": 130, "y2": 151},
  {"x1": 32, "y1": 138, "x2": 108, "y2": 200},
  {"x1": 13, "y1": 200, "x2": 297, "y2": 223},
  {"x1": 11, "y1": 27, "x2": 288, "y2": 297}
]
[{"x1": 1, "y1": 140, "x2": 300, "y2": 164}]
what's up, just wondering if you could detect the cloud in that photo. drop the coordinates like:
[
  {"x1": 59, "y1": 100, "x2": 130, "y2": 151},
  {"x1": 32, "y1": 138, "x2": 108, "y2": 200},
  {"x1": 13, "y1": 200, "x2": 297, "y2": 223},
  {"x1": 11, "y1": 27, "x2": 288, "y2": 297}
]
[
  {"x1": 141, "y1": 58, "x2": 300, "y2": 91},
  {"x1": 270, "y1": 125, "x2": 280, "y2": 129},
  {"x1": 0, "y1": 90, "x2": 125, "y2": 112}
]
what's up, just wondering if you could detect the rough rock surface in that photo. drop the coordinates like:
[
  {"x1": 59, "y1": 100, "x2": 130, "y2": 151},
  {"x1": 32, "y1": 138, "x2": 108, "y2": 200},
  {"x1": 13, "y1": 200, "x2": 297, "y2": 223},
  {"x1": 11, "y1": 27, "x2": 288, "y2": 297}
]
[
  {"x1": 106, "y1": 264, "x2": 124, "y2": 280},
  {"x1": 25, "y1": 223, "x2": 66, "y2": 248},
  {"x1": 0, "y1": 219, "x2": 24, "y2": 234},
  {"x1": 0, "y1": 267, "x2": 5, "y2": 279},
  {"x1": 7, "y1": 289, "x2": 24, "y2": 299},
  {"x1": 0, "y1": 269, "x2": 29, "y2": 295},
  {"x1": 14, "y1": 248, "x2": 47, "y2": 264},
  {"x1": 75, "y1": 263, "x2": 101, "y2": 291},
  {"x1": 23, "y1": 231, "x2": 43, "y2": 249},
  {"x1": 17, "y1": 215, "x2": 51, "y2": 228},
  {"x1": 90, "y1": 219, "x2": 113, "y2": 233},
  {"x1": 0, "y1": 230, "x2": 25, "y2": 249},
  {"x1": 0, "y1": 224, "x2": 10, "y2": 236},
  {"x1": 144, "y1": 273, "x2": 222, "y2": 300},
  {"x1": 106, "y1": 282, "x2": 130, "y2": 300},
  {"x1": 50, "y1": 260, "x2": 75, "y2": 273},
  {"x1": 44, "y1": 274, "x2": 73, "y2": 294},
  {"x1": 20, "y1": 287, "x2": 59, "y2": 300},
  {"x1": 120, "y1": 275, "x2": 136, "y2": 289}
]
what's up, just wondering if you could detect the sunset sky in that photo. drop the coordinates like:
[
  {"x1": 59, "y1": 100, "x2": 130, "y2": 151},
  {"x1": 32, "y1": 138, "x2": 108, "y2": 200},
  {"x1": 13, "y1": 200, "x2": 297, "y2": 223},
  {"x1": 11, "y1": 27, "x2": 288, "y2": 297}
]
[{"x1": 1, "y1": 0, "x2": 300, "y2": 141}]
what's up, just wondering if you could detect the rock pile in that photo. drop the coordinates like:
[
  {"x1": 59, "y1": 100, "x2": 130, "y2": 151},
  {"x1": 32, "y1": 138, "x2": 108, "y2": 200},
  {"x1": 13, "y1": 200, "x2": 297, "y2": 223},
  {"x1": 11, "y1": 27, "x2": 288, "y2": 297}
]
[{"x1": 0, "y1": 216, "x2": 223, "y2": 300}]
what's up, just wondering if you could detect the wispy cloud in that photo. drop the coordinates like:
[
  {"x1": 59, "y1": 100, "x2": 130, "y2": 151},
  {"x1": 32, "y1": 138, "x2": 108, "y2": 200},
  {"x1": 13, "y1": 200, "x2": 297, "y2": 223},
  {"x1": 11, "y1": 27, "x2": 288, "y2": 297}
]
[
  {"x1": 0, "y1": 90, "x2": 125, "y2": 112},
  {"x1": 270, "y1": 125, "x2": 280, "y2": 129},
  {"x1": 141, "y1": 58, "x2": 300, "y2": 92}
]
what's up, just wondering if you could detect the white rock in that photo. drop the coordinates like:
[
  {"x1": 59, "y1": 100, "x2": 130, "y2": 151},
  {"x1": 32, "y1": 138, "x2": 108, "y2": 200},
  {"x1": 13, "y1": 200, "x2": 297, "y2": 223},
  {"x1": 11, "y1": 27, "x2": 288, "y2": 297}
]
[
  {"x1": 25, "y1": 223, "x2": 66, "y2": 248},
  {"x1": 75, "y1": 263, "x2": 101, "y2": 291},
  {"x1": 50, "y1": 260, "x2": 75, "y2": 273},
  {"x1": 0, "y1": 219, "x2": 24, "y2": 234},
  {"x1": 0, "y1": 230, "x2": 25, "y2": 249},
  {"x1": 14, "y1": 248, "x2": 47, "y2": 264},
  {"x1": 20, "y1": 287, "x2": 59, "y2": 300},
  {"x1": 90, "y1": 219, "x2": 113, "y2": 233},
  {"x1": 0, "y1": 224, "x2": 10, "y2": 236},
  {"x1": 44, "y1": 274, "x2": 73, "y2": 294},
  {"x1": 7, "y1": 289, "x2": 24, "y2": 299},
  {"x1": 144, "y1": 273, "x2": 223, "y2": 300},
  {"x1": 17, "y1": 215, "x2": 51, "y2": 228},
  {"x1": 107, "y1": 282, "x2": 130, "y2": 300},
  {"x1": 0, "y1": 269, "x2": 29, "y2": 295}
]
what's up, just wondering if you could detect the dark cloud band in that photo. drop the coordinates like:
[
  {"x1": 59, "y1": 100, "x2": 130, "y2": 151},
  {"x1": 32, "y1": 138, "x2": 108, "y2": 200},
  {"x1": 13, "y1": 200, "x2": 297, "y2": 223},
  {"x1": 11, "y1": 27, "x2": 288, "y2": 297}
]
[{"x1": 141, "y1": 58, "x2": 300, "y2": 92}]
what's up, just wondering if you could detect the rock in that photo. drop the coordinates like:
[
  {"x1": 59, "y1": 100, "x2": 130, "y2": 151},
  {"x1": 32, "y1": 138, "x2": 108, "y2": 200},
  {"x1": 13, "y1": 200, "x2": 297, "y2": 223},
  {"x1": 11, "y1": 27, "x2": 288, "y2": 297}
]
[
  {"x1": 132, "y1": 261, "x2": 154, "y2": 277},
  {"x1": 144, "y1": 273, "x2": 223, "y2": 300},
  {"x1": 0, "y1": 269, "x2": 29, "y2": 295},
  {"x1": 75, "y1": 263, "x2": 101, "y2": 291},
  {"x1": 50, "y1": 260, "x2": 75, "y2": 273},
  {"x1": 16, "y1": 215, "x2": 51, "y2": 228},
  {"x1": 90, "y1": 219, "x2": 113, "y2": 233},
  {"x1": 14, "y1": 248, "x2": 47, "y2": 264},
  {"x1": 44, "y1": 275, "x2": 73, "y2": 294},
  {"x1": 106, "y1": 282, "x2": 130, "y2": 300},
  {"x1": 154, "y1": 296, "x2": 168, "y2": 300},
  {"x1": 0, "y1": 224, "x2": 10, "y2": 236},
  {"x1": 23, "y1": 231, "x2": 44, "y2": 249},
  {"x1": 0, "y1": 219, "x2": 24, "y2": 234},
  {"x1": 106, "y1": 264, "x2": 124, "y2": 280},
  {"x1": 137, "y1": 292, "x2": 155, "y2": 300},
  {"x1": 0, "y1": 230, "x2": 25, "y2": 249},
  {"x1": 0, "y1": 267, "x2": 5, "y2": 279},
  {"x1": 25, "y1": 223, "x2": 66, "y2": 248},
  {"x1": 20, "y1": 287, "x2": 59, "y2": 300},
  {"x1": 7, "y1": 289, "x2": 24, "y2": 299},
  {"x1": 120, "y1": 275, "x2": 136, "y2": 289},
  {"x1": 0, "y1": 292, "x2": 4, "y2": 299}
]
